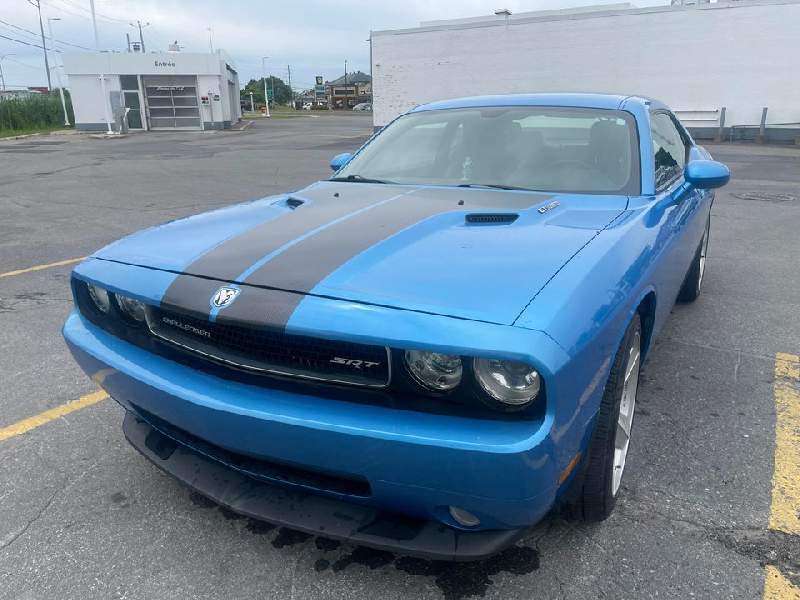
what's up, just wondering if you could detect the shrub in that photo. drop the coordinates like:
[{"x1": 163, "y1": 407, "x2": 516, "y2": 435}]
[{"x1": 0, "y1": 94, "x2": 74, "y2": 132}]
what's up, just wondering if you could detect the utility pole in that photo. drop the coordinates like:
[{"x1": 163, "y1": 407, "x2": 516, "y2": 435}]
[
  {"x1": 286, "y1": 65, "x2": 292, "y2": 105},
  {"x1": 90, "y1": 0, "x2": 114, "y2": 134},
  {"x1": 130, "y1": 20, "x2": 149, "y2": 52},
  {"x1": 47, "y1": 18, "x2": 70, "y2": 126},
  {"x1": 28, "y1": 0, "x2": 52, "y2": 94},
  {"x1": 0, "y1": 54, "x2": 14, "y2": 91},
  {"x1": 261, "y1": 56, "x2": 270, "y2": 117}
]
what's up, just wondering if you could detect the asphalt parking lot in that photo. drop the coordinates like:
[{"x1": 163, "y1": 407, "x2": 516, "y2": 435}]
[{"x1": 0, "y1": 115, "x2": 798, "y2": 600}]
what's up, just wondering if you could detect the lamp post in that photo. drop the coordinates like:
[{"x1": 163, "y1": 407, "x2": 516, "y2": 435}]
[
  {"x1": 88, "y1": 0, "x2": 113, "y2": 134},
  {"x1": 0, "y1": 53, "x2": 14, "y2": 91},
  {"x1": 344, "y1": 59, "x2": 347, "y2": 110},
  {"x1": 261, "y1": 56, "x2": 270, "y2": 117},
  {"x1": 47, "y1": 17, "x2": 70, "y2": 126}
]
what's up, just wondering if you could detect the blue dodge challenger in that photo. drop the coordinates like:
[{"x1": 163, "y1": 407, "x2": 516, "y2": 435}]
[{"x1": 63, "y1": 94, "x2": 729, "y2": 560}]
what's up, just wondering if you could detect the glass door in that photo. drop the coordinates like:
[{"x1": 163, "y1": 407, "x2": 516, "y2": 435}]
[
  {"x1": 142, "y1": 76, "x2": 201, "y2": 130},
  {"x1": 120, "y1": 75, "x2": 143, "y2": 130}
]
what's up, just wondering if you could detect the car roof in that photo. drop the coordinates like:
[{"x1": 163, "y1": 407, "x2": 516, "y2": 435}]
[{"x1": 409, "y1": 93, "x2": 666, "y2": 113}]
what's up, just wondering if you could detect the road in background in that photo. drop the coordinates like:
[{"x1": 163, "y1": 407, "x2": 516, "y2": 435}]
[{"x1": 0, "y1": 119, "x2": 798, "y2": 600}]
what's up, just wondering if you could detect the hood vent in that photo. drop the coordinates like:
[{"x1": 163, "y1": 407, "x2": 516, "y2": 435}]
[
  {"x1": 465, "y1": 213, "x2": 519, "y2": 224},
  {"x1": 285, "y1": 197, "x2": 305, "y2": 209}
]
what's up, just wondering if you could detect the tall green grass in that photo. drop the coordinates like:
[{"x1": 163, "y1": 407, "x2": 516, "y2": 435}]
[{"x1": 0, "y1": 94, "x2": 74, "y2": 132}]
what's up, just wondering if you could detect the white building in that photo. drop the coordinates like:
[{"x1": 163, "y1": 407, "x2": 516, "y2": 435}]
[
  {"x1": 371, "y1": 0, "x2": 800, "y2": 141},
  {"x1": 63, "y1": 49, "x2": 241, "y2": 132}
]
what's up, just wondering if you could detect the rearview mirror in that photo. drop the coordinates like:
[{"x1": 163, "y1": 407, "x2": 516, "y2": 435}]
[
  {"x1": 330, "y1": 153, "x2": 352, "y2": 172},
  {"x1": 684, "y1": 160, "x2": 730, "y2": 190}
]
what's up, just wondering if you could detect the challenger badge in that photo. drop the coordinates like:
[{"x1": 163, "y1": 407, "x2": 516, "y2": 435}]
[{"x1": 211, "y1": 286, "x2": 240, "y2": 308}]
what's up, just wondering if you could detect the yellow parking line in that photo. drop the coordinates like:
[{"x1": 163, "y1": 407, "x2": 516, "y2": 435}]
[
  {"x1": 0, "y1": 390, "x2": 108, "y2": 442},
  {"x1": 764, "y1": 566, "x2": 799, "y2": 600},
  {"x1": 0, "y1": 256, "x2": 86, "y2": 279},
  {"x1": 763, "y1": 352, "x2": 800, "y2": 600},
  {"x1": 770, "y1": 352, "x2": 800, "y2": 535}
]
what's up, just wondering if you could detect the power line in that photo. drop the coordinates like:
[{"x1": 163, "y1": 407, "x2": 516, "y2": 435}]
[
  {"x1": 0, "y1": 32, "x2": 60, "y2": 52},
  {"x1": 146, "y1": 24, "x2": 170, "y2": 49},
  {"x1": 0, "y1": 18, "x2": 93, "y2": 50},
  {"x1": 39, "y1": 0, "x2": 127, "y2": 27},
  {"x1": 7, "y1": 55, "x2": 45, "y2": 71},
  {"x1": 52, "y1": 0, "x2": 129, "y2": 24},
  {"x1": 0, "y1": 22, "x2": 41, "y2": 44}
]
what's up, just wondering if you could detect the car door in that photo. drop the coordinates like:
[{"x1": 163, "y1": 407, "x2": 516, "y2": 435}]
[{"x1": 649, "y1": 111, "x2": 707, "y2": 306}]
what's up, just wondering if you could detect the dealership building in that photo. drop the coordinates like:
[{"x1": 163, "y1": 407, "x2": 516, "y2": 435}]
[
  {"x1": 372, "y1": 0, "x2": 800, "y2": 141},
  {"x1": 62, "y1": 49, "x2": 241, "y2": 132}
]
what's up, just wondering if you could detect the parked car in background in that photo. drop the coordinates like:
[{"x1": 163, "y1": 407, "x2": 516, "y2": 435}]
[
  {"x1": 64, "y1": 93, "x2": 729, "y2": 561},
  {"x1": 352, "y1": 102, "x2": 372, "y2": 111}
]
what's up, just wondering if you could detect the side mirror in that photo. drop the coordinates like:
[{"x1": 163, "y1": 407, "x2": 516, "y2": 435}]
[
  {"x1": 684, "y1": 160, "x2": 730, "y2": 190},
  {"x1": 330, "y1": 152, "x2": 352, "y2": 172}
]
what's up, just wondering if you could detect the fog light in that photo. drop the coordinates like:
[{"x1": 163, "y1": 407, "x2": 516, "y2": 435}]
[{"x1": 449, "y1": 506, "x2": 481, "y2": 528}]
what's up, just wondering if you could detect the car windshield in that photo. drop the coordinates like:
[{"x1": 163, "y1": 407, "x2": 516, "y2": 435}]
[{"x1": 336, "y1": 106, "x2": 640, "y2": 195}]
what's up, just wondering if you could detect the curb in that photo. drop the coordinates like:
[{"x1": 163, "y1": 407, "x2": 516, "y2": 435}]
[{"x1": 0, "y1": 130, "x2": 78, "y2": 143}]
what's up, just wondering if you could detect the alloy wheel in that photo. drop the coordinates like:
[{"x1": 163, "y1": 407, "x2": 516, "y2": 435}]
[{"x1": 612, "y1": 330, "x2": 640, "y2": 495}]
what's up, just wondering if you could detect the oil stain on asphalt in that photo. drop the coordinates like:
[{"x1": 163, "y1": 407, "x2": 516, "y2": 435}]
[{"x1": 188, "y1": 493, "x2": 541, "y2": 600}]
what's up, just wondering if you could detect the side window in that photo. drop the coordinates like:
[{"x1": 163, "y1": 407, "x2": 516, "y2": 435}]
[{"x1": 650, "y1": 112, "x2": 687, "y2": 190}]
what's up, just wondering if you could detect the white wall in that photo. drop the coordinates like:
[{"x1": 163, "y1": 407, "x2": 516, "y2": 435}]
[
  {"x1": 372, "y1": 0, "x2": 800, "y2": 129},
  {"x1": 67, "y1": 74, "x2": 121, "y2": 127}
]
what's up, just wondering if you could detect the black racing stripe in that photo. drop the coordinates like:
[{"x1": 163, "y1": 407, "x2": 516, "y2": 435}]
[
  {"x1": 217, "y1": 187, "x2": 551, "y2": 327},
  {"x1": 213, "y1": 288, "x2": 304, "y2": 330},
  {"x1": 160, "y1": 183, "x2": 408, "y2": 318}
]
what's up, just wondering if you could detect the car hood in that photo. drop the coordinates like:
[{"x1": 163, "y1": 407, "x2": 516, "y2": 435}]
[{"x1": 94, "y1": 181, "x2": 627, "y2": 325}]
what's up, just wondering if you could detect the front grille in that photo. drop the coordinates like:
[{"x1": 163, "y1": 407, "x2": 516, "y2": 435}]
[{"x1": 146, "y1": 307, "x2": 390, "y2": 388}]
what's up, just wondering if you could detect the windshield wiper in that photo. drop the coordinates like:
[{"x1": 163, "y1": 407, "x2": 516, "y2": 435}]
[
  {"x1": 331, "y1": 174, "x2": 394, "y2": 184},
  {"x1": 458, "y1": 183, "x2": 534, "y2": 191}
]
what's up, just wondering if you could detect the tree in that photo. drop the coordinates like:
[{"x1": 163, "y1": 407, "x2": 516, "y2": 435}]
[{"x1": 241, "y1": 76, "x2": 292, "y2": 106}]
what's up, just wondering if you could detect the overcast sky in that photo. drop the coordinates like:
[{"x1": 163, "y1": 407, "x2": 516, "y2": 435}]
[{"x1": 0, "y1": 0, "x2": 667, "y2": 91}]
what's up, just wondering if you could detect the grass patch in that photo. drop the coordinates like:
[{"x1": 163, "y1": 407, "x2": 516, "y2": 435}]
[{"x1": 0, "y1": 124, "x2": 73, "y2": 139}]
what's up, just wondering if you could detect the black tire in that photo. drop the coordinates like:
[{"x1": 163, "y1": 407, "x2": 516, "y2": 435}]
[
  {"x1": 565, "y1": 313, "x2": 643, "y2": 521},
  {"x1": 677, "y1": 216, "x2": 710, "y2": 303}
]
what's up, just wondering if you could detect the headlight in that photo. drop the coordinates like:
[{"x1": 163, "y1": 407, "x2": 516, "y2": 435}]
[
  {"x1": 86, "y1": 284, "x2": 110, "y2": 314},
  {"x1": 115, "y1": 293, "x2": 146, "y2": 323},
  {"x1": 473, "y1": 358, "x2": 541, "y2": 408},
  {"x1": 404, "y1": 350, "x2": 462, "y2": 391}
]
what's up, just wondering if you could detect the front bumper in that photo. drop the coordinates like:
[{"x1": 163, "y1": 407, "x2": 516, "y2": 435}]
[
  {"x1": 124, "y1": 412, "x2": 525, "y2": 560},
  {"x1": 64, "y1": 310, "x2": 562, "y2": 560}
]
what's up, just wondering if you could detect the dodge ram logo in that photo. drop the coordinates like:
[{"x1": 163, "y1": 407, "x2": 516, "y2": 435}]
[{"x1": 211, "y1": 286, "x2": 240, "y2": 308}]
